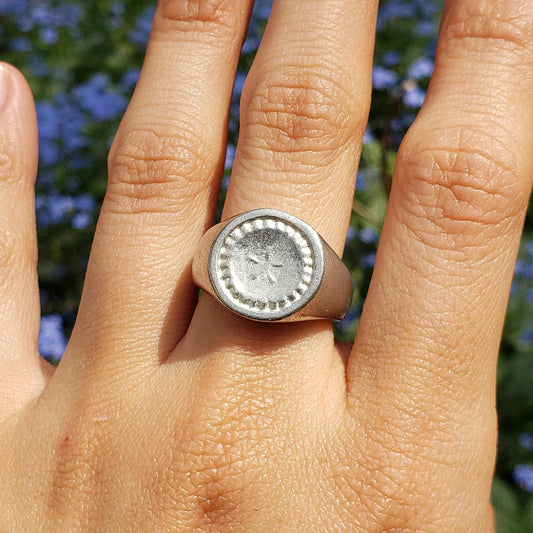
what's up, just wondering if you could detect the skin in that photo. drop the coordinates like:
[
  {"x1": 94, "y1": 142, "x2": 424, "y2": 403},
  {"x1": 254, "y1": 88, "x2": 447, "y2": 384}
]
[{"x1": 1, "y1": 0, "x2": 532, "y2": 530}]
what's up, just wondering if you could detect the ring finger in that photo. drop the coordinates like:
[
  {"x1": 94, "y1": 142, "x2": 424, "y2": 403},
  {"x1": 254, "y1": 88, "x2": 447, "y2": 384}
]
[
  {"x1": 184, "y1": 0, "x2": 378, "y2": 386},
  {"x1": 226, "y1": 0, "x2": 378, "y2": 254}
]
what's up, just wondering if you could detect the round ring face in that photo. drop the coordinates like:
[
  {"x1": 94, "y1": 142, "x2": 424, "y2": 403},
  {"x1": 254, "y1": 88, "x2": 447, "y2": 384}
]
[{"x1": 209, "y1": 209, "x2": 324, "y2": 321}]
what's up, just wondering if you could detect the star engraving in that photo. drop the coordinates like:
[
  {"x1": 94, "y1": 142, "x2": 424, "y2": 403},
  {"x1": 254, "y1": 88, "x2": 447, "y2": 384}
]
[{"x1": 248, "y1": 251, "x2": 284, "y2": 284}]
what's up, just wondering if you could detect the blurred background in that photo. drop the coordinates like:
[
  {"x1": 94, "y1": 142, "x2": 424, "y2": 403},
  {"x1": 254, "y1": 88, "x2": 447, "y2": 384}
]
[{"x1": 0, "y1": 0, "x2": 531, "y2": 529}]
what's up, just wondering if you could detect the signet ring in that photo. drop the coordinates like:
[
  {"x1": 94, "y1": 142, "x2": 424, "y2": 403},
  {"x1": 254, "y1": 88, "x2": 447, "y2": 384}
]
[{"x1": 192, "y1": 209, "x2": 353, "y2": 322}]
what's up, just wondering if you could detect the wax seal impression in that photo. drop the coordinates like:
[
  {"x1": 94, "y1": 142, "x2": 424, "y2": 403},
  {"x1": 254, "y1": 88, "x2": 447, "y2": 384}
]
[{"x1": 208, "y1": 209, "x2": 325, "y2": 321}]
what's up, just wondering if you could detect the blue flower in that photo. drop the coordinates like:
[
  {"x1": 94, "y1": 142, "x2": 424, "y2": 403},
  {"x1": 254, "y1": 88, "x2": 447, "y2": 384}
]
[
  {"x1": 35, "y1": 101, "x2": 58, "y2": 140},
  {"x1": 519, "y1": 327, "x2": 533, "y2": 345},
  {"x1": 10, "y1": 1, "x2": 83, "y2": 35},
  {"x1": 383, "y1": 51, "x2": 402, "y2": 67},
  {"x1": 35, "y1": 192, "x2": 95, "y2": 228},
  {"x1": 31, "y1": 4, "x2": 53, "y2": 27},
  {"x1": 372, "y1": 66, "x2": 399, "y2": 90},
  {"x1": 359, "y1": 227, "x2": 379, "y2": 244},
  {"x1": 253, "y1": 0, "x2": 273, "y2": 20},
  {"x1": 513, "y1": 465, "x2": 533, "y2": 493},
  {"x1": 73, "y1": 74, "x2": 128, "y2": 122},
  {"x1": 52, "y1": 92, "x2": 88, "y2": 152},
  {"x1": 408, "y1": 57, "x2": 434, "y2": 80},
  {"x1": 363, "y1": 129, "x2": 375, "y2": 145},
  {"x1": 110, "y1": 1, "x2": 125, "y2": 16},
  {"x1": 403, "y1": 82, "x2": 426, "y2": 108},
  {"x1": 0, "y1": 0, "x2": 29, "y2": 18},
  {"x1": 36, "y1": 88, "x2": 92, "y2": 166},
  {"x1": 233, "y1": 72, "x2": 247, "y2": 98},
  {"x1": 527, "y1": 289, "x2": 533, "y2": 304},
  {"x1": 71, "y1": 212, "x2": 92, "y2": 230},
  {"x1": 362, "y1": 252, "x2": 376, "y2": 268},
  {"x1": 121, "y1": 68, "x2": 141, "y2": 91},
  {"x1": 515, "y1": 259, "x2": 533, "y2": 279},
  {"x1": 36, "y1": 101, "x2": 61, "y2": 166},
  {"x1": 416, "y1": 20, "x2": 436, "y2": 37},
  {"x1": 130, "y1": 6, "x2": 156, "y2": 46},
  {"x1": 225, "y1": 144, "x2": 236, "y2": 170},
  {"x1": 345, "y1": 226, "x2": 356, "y2": 245},
  {"x1": 73, "y1": 194, "x2": 96, "y2": 213},
  {"x1": 377, "y1": 2, "x2": 416, "y2": 29},
  {"x1": 242, "y1": 35, "x2": 260, "y2": 54},
  {"x1": 391, "y1": 113, "x2": 417, "y2": 133},
  {"x1": 35, "y1": 193, "x2": 73, "y2": 226},
  {"x1": 28, "y1": 54, "x2": 51, "y2": 77},
  {"x1": 412, "y1": 0, "x2": 438, "y2": 17},
  {"x1": 39, "y1": 315, "x2": 68, "y2": 361},
  {"x1": 356, "y1": 170, "x2": 369, "y2": 190},
  {"x1": 221, "y1": 175, "x2": 230, "y2": 190},
  {"x1": 38, "y1": 3, "x2": 82, "y2": 30},
  {"x1": 9, "y1": 36, "x2": 32, "y2": 52},
  {"x1": 40, "y1": 26, "x2": 58, "y2": 45},
  {"x1": 519, "y1": 433, "x2": 533, "y2": 452},
  {"x1": 241, "y1": 0, "x2": 271, "y2": 53}
]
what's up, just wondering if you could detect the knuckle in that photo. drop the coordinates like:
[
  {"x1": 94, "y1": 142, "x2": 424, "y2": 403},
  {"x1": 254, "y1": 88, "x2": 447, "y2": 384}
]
[
  {"x1": 148, "y1": 397, "x2": 266, "y2": 529},
  {"x1": 107, "y1": 126, "x2": 215, "y2": 215},
  {"x1": 443, "y1": 1, "x2": 532, "y2": 55},
  {"x1": 0, "y1": 148, "x2": 26, "y2": 185},
  {"x1": 0, "y1": 225, "x2": 34, "y2": 274},
  {"x1": 0, "y1": 152, "x2": 16, "y2": 183},
  {"x1": 242, "y1": 67, "x2": 365, "y2": 168},
  {"x1": 348, "y1": 421, "x2": 484, "y2": 533},
  {"x1": 394, "y1": 130, "x2": 529, "y2": 249},
  {"x1": 157, "y1": 0, "x2": 239, "y2": 36},
  {"x1": 47, "y1": 406, "x2": 112, "y2": 526},
  {"x1": 189, "y1": 454, "x2": 251, "y2": 528}
]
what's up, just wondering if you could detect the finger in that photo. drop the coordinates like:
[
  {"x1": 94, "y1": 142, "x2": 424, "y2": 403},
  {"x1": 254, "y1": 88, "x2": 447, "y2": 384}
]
[
  {"x1": 0, "y1": 63, "x2": 52, "y2": 418},
  {"x1": 224, "y1": 0, "x2": 378, "y2": 255},
  {"x1": 65, "y1": 0, "x2": 253, "y2": 369},
  {"x1": 349, "y1": 0, "x2": 533, "y2": 523},
  {"x1": 192, "y1": 0, "x2": 379, "y2": 343},
  {"x1": 181, "y1": 0, "x2": 378, "y2": 403}
]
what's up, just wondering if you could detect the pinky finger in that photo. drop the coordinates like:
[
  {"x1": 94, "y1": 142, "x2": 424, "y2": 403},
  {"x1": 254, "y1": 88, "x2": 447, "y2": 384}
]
[{"x1": 0, "y1": 64, "x2": 51, "y2": 419}]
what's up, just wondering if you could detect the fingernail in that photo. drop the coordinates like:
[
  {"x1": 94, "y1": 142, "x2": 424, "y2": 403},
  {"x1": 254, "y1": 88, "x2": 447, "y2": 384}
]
[{"x1": 0, "y1": 64, "x2": 10, "y2": 111}]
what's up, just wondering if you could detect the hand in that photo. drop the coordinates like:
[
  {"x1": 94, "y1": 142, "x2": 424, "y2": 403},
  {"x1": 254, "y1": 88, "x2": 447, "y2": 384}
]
[{"x1": 1, "y1": 0, "x2": 532, "y2": 530}]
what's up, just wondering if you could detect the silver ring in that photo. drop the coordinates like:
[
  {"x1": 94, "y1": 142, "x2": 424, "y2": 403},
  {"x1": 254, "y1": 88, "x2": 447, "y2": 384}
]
[{"x1": 192, "y1": 209, "x2": 353, "y2": 322}]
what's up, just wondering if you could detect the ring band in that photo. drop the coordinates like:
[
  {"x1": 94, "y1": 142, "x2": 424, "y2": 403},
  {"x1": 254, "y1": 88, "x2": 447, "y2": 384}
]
[{"x1": 192, "y1": 209, "x2": 353, "y2": 322}]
